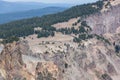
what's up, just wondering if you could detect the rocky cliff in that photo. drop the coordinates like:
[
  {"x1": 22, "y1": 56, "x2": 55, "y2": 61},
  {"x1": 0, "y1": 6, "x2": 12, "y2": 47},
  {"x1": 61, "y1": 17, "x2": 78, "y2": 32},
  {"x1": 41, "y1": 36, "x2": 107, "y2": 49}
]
[
  {"x1": 0, "y1": 41, "x2": 61, "y2": 80},
  {"x1": 0, "y1": 26, "x2": 120, "y2": 80},
  {"x1": 0, "y1": 0, "x2": 120, "y2": 80},
  {"x1": 86, "y1": 5, "x2": 120, "y2": 34}
]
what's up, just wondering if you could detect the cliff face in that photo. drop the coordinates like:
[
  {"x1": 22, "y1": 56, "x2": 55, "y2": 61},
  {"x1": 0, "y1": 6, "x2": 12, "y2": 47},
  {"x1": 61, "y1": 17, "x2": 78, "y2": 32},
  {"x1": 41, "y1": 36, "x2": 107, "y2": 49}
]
[
  {"x1": 86, "y1": 5, "x2": 120, "y2": 35},
  {"x1": 0, "y1": 27, "x2": 120, "y2": 80},
  {"x1": 0, "y1": 41, "x2": 60, "y2": 80},
  {"x1": 0, "y1": 41, "x2": 34, "y2": 80}
]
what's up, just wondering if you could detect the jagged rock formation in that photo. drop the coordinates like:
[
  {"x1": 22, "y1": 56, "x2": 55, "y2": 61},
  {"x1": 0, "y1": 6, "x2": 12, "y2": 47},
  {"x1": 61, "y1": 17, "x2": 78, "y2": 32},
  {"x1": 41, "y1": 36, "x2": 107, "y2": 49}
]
[
  {"x1": 86, "y1": 5, "x2": 120, "y2": 34},
  {"x1": 0, "y1": 41, "x2": 60, "y2": 80},
  {"x1": 0, "y1": 41, "x2": 34, "y2": 80},
  {"x1": 35, "y1": 62, "x2": 60, "y2": 80}
]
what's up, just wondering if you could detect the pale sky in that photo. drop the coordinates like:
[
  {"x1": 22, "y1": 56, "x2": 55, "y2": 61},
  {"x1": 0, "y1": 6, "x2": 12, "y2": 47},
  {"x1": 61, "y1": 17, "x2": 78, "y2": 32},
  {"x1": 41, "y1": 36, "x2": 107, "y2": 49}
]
[{"x1": 3, "y1": 0, "x2": 98, "y2": 4}]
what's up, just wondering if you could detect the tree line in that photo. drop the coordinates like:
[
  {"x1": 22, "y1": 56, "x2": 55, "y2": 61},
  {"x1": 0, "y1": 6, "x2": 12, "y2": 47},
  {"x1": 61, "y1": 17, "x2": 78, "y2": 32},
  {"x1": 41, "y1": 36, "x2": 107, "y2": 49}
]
[{"x1": 0, "y1": 1, "x2": 104, "y2": 40}]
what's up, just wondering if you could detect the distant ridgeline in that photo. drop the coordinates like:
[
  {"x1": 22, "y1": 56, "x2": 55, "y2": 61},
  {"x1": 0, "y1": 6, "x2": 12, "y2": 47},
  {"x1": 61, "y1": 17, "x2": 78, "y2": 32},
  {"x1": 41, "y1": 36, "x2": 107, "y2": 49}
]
[
  {"x1": 0, "y1": 1, "x2": 104, "y2": 42},
  {"x1": 0, "y1": 7, "x2": 66, "y2": 24}
]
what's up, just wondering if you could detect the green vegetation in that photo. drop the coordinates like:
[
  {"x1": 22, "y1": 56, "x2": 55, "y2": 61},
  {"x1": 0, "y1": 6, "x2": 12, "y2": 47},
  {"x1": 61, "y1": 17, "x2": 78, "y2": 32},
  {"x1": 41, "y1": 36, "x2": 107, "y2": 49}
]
[
  {"x1": 105, "y1": 1, "x2": 112, "y2": 8},
  {"x1": 94, "y1": 34, "x2": 111, "y2": 45},
  {"x1": 58, "y1": 20, "x2": 92, "y2": 35},
  {"x1": 57, "y1": 27, "x2": 78, "y2": 35},
  {"x1": 72, "y1": 20, "x2": 93, "y2": 43},
  {"x1": 37, "y1": 31, "x2": 55, "y2": 38},
  {"x1": 0, "y1": 26, "x2": 34, "y2": 38},
  {"x1": 71, "y1": 20, "x2": 110, "y2": 45},
  {"x1": 1, "y1": 36, "x2": 19, "y2": 44},
  {"x1": 73, "y1": 34, "x2": 93, "y2": 43},
  {"x1": 115, "y1": 45, "x2": 120, "y2": 53},
  {"x1": 35, "y1": 26, "x2": 56, "y2": 38},
  {"x1": 115, "y1": 45, "x2": 120, "y2": 57},
  {"x1": 101, "y1": 74, "x2": 112, "y2": 80},
  {"x1": 0, "y1": 1, "x2": 104, "y2": 39},
  {"x1": 65, "y1": 63, "x2": 68, "y2": 68}
]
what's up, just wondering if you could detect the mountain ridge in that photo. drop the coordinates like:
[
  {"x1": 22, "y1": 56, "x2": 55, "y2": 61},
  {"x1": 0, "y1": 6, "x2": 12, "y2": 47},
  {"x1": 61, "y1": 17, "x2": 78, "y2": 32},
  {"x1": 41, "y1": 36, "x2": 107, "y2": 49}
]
[
  {"x1": 0, "y1": 0, "x2": 72, "y2": 14},
  {"x1": 0, "y1": 7, "x2": 67, "y2": 24},
  {"x1": 0, "y1": 0, "x2": 104, "y2": 39}
]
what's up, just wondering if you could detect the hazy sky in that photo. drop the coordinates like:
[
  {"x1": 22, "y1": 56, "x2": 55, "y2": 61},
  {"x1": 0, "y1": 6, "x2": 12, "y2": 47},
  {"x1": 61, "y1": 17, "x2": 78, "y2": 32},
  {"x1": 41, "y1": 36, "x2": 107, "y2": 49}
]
[{"x1": 3, "y1": 0, "x2": 98, "y2": 4}]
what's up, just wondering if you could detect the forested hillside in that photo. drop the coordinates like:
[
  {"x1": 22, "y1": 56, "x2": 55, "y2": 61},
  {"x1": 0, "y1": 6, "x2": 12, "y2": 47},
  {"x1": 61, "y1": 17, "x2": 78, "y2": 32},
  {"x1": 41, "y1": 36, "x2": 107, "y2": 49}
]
[{"x1": 0, "y1": 1, "x2": 104, "y2": 39}]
